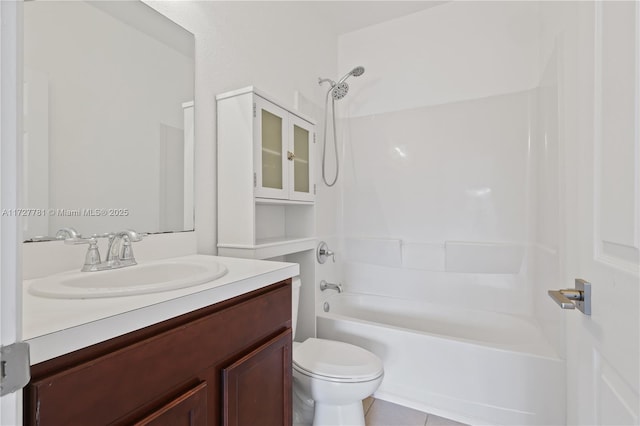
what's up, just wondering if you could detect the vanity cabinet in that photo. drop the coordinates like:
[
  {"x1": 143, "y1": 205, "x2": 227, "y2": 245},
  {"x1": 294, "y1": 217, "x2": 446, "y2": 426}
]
[
  {"x1": 24, "y1": 280, "x2": 292, "y2": 426},
  {"x1": 217, "y1": 87, "x2": 317, "y2": 259},
  {"x1": 134, "y1": 382, "x2": 208, "y2": 425}
]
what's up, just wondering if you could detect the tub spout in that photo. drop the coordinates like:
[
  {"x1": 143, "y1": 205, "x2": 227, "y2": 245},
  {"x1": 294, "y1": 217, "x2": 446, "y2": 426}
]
[{"x1": 320, "y1": 280, "x2": 343, "y2": 293}]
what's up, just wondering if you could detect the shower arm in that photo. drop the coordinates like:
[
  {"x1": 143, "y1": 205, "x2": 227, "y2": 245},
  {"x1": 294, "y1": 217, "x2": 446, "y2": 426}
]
[{"x1": 318, "y1": 77, "x2": 336, "y2": 87}]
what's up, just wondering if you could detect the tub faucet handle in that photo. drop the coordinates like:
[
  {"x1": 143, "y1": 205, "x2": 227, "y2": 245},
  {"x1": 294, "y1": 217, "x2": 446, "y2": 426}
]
[
  {"x1": 317, "y1": 241, "x2": 335, "y2": 264},
  {"x1": 322, "y1": 248, "x2": 335, "y2": 259}
]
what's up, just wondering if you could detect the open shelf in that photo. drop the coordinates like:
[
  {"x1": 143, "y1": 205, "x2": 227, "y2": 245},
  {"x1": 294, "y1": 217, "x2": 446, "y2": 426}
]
[
  {"x1": 255, "y1": 197, "x2": 313, "y2": 206},
  {"x1": 218, "y1": 237, "x2": 316, "y2": 260}
]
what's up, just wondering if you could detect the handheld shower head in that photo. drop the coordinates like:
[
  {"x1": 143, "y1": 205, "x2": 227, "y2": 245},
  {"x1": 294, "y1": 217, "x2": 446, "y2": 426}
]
[
  {"x1": 337, "y1": 66, "x2": 365, "y2": 84},
  {"x1": 319, "y1": 65, "x2": 366, "y2": 187},
  {"x1": 351, "y1": 66, "x2": 365, "y2": 77}
]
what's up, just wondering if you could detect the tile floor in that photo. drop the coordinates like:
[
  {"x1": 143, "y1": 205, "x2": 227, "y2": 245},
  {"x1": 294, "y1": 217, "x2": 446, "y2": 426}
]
[{"x1": 363, "y1": 398, "x2": 468, "y2": 426}]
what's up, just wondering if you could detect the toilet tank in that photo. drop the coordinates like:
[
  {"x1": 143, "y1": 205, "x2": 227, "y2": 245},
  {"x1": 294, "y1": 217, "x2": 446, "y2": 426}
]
[{"x1": 292, "y1": 276, "x2": 301, "y2": 340}]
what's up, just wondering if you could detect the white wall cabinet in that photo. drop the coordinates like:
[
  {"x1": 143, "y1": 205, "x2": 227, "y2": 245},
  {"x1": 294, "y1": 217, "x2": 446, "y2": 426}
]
[
  {"x1": 253, "y1": 95, "x2": 315, "y2": 202},
  {"x1": 217, "y1": 87, "x2": 316, "y2": 259}
]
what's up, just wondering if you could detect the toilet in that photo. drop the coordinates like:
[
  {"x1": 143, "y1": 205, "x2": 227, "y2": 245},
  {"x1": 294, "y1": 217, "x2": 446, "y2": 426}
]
[{"x1": 292, "y1": 277, "x2": 384, "y2": 426}]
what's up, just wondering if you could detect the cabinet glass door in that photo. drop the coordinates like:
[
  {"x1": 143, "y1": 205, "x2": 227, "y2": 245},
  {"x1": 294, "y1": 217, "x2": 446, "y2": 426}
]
[
  {"x1": 289, "y1": 115, "x2": 314, "y2": 201},
  {"x1": 254, "y1": 96, "x2": 288, "y2": 199}
]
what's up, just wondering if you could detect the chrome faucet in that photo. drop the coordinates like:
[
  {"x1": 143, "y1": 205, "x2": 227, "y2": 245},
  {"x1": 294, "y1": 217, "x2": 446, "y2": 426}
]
[
  {"x1": 320, "y1": 280, "x2": 343, "y2": 293},
  {"x1": 106, "y1": 229, "x2": 144, "y2": 267},
  {"x1": 65, "y1": 229, "x2": 145, "y2": 272}
]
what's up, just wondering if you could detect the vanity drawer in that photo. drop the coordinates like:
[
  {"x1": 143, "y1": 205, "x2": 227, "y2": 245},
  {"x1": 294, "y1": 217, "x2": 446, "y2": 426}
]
[{"x1": 25, "y1": 280, "x2": 292, "y2": 426}]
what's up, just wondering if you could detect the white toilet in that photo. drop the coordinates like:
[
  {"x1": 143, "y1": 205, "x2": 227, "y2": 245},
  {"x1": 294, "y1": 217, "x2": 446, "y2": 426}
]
[{"x1": 292, "y1": 277, "x2": 384, "y2": 426}]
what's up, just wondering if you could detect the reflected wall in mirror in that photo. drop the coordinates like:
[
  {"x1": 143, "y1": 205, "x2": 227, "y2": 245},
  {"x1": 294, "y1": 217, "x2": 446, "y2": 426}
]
[{"x1": 23, "y1": 1, "x2": 195, "y2": 241}]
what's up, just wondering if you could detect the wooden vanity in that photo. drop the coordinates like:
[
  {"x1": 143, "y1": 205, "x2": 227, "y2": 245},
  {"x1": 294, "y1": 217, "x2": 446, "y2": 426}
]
[{"x1": 24, "y1": 279, "x2": 292, "y2": 426}]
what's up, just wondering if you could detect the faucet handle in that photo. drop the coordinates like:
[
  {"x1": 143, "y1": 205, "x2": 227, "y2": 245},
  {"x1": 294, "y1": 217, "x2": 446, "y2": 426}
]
[
  {"x1": 56, "y1": 227, "x2": 79, "y2": 240},
  {"x1": 105, "y1": 229, "x2": 144, "y2": 265},
  {"x1": 63, "y1": 237, "x2": 102, "y2": 272},
  {"x1": 64, "y1": 236, "x2": 97, "y2": 245},
  {"x1": 119, "y1": 229, "x2": 144, "y2": 242},
  {"x1": 82, "y1": 239, "x2": 102, "y2": 272},
  {"x1": 88, "y1": 232, "x2": 111, "y2": 239},
  {"x1": 120, "y1": 236, "x2": 141, "y2": 263},
  {"x1": 317, "y1": 241, "x2": 336, "y2": 264}
]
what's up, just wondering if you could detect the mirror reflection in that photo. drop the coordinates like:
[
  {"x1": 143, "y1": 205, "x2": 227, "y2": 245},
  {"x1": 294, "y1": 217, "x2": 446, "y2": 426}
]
[{"x1": 22, "y1": 1, "x2": 195, "y2": 241}]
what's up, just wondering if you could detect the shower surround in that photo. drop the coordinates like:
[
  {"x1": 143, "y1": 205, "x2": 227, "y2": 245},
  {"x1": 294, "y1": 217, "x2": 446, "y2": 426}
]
[
  {"x1": 338, "y1": 0, "x2": 553, "y2": 322},
  {"x1": 320, "y1": 2, "x2": 571, "y2": 424}
]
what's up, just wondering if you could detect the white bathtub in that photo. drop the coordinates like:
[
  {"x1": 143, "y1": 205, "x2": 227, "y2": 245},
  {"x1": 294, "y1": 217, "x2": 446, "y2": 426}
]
[{"x1": 317, "y1": 293, "x2": 565, "y2": 426}]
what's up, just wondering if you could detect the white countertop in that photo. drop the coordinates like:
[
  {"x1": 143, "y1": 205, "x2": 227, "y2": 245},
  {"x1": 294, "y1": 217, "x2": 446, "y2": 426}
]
[{"x1": 23, "y1": 254, "x2": 299, "y2": 365}]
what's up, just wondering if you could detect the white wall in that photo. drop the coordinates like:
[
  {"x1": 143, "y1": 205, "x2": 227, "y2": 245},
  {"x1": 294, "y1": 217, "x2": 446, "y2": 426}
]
[
  {"x1": 529, "y1": 0, "x2": 577, "y2": 359},
  {"x1": 336, "y1": 2, "x2": 543, "y2": 316},
  {"x1": 338, "y1": 1, "x2": 540, "y2": 118},
  {"x1": 146, "y1": 1, "x2": 339, "y2": 255}
]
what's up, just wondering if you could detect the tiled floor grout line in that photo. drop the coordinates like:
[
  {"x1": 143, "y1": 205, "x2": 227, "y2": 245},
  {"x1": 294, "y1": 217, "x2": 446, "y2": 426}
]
[{"x1": 364, "y1": 397, "x2": 467, "y2": 426}]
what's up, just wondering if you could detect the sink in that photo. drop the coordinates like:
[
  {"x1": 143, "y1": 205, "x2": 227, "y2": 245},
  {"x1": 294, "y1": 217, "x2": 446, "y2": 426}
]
[{"x1": 28, "y1": 258, "x2": 228, "y2": 299}]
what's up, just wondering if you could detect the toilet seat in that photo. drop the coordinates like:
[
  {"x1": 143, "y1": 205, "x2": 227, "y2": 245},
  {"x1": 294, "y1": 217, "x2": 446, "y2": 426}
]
[{"x1": 293, "y1": 338, "x2": 384, "y2": 383}]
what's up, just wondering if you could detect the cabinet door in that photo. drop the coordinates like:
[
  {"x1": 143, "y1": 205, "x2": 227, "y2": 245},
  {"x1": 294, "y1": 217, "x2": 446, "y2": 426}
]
[
  {"x1": 134, "y1": 382, "x2": 207, "y2": 426},
  {"x1": 288, "y1": 114, "x2": 315, "y2": 202},
  {"x1": 222, "y1": 329, "x2": 292, "y2": 426},
  {"x1": 254, "y1": 95, "x2": 289, "y2": 200}
]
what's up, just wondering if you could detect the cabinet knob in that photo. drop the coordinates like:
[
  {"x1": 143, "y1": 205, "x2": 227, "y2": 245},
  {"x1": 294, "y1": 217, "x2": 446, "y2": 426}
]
[{"x1": 287, "y1": 151, "x2": 295, "y2": 161}]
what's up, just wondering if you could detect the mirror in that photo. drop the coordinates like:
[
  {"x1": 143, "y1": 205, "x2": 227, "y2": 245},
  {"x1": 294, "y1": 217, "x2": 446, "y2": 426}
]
[{"x1": 22, "y1": 1, "x2": 195, "y2": 241}]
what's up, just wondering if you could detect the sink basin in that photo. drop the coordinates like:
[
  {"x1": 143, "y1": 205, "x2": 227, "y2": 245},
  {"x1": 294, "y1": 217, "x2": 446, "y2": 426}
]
[{"x1": 28, "y1": 258, "x2": 228, "y2": 299}]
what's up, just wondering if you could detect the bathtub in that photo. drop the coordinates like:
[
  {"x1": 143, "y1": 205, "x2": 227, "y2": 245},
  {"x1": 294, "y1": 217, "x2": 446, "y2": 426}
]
[{"x1": 316, "y1": 293, "x2": 565, "y2": 426}]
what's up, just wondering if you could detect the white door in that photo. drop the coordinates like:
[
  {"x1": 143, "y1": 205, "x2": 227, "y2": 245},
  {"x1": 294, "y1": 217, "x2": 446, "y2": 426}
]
[
  {"x1": 563, "y1": 2, "x2": 639, "y2": 424},
  {"x1": 1, "y1": 1, "x2": 24, "y2": 424}
]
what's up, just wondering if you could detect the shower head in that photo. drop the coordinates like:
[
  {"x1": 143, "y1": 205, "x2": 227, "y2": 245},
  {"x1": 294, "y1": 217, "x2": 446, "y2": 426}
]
[
  {"x1": 351, "y1": 66, "x2": 365, "y2": 77},
  {"x1": 331, "y1": 82, "x2": 349, "y2": 100},
  {"x1": 337, "y1": 66, "x2": 365, "y2": 84},
  {"x1": 319, "y1": 66, "x2": 365, "y2": 101}
]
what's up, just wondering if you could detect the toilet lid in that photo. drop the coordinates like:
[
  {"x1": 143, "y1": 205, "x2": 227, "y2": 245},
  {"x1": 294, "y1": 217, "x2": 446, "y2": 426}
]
[{"x1": 293, "y1": 338, "x2": 384, "y2": 382}]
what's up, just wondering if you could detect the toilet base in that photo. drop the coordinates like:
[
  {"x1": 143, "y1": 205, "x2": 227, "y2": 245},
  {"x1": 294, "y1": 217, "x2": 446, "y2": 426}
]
[
  {"x1": 293, "y1": 382, "x2": 314, "y2": 426},
  {"x1": 313, "y1": 401, "x2": 365, "y2": 426}
]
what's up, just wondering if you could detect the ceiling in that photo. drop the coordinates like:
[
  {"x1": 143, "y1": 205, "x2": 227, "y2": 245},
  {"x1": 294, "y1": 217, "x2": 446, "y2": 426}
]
[{"x1": 302, "y1": 1, "x2": 447, "y2": 36}]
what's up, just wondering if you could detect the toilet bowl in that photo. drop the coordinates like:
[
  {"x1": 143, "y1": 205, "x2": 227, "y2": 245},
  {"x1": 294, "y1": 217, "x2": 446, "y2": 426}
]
[
  {"x1": 292, "y1": 278, "x2": 384, "y2": 426},
  {"x1": 293, "y1": 338, "x2": 384, "y2": 425}
]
